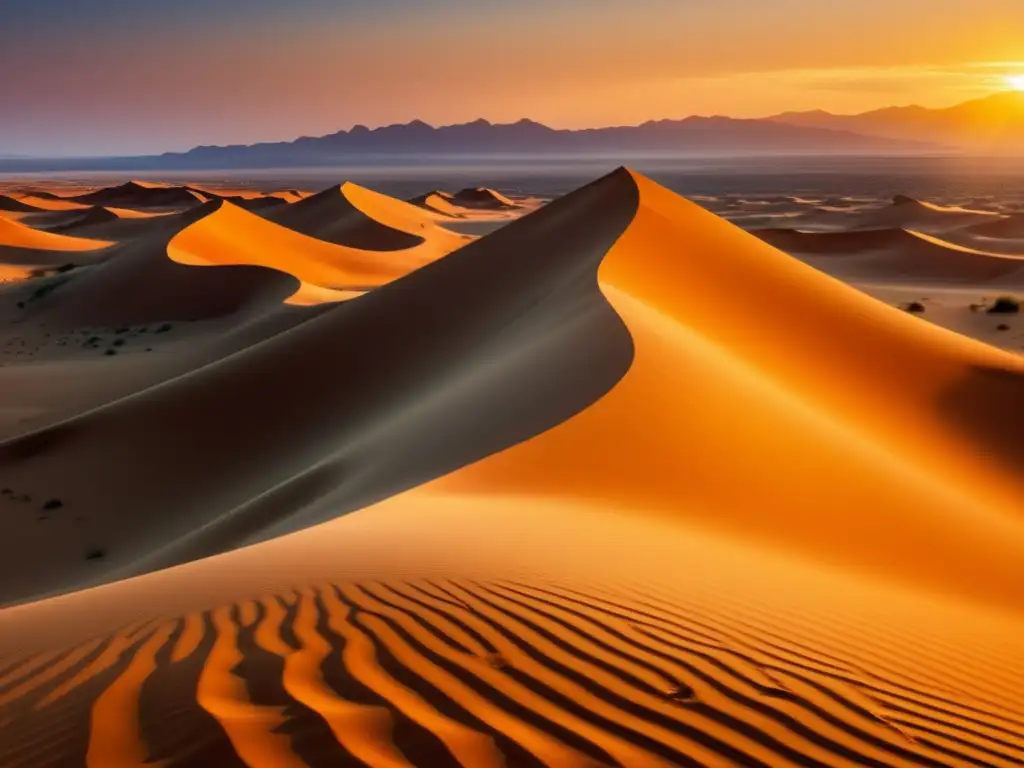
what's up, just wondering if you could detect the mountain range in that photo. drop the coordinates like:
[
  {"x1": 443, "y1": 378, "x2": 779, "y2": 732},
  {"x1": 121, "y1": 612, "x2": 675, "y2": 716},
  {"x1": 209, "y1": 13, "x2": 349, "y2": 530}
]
[
  {"x1": 769, "y1": 91, "x2": 1024, "y2": 151},
  {"x1": 3, "y1": 92, "x2": 1023, "y2": 171},
  {"x1": 0, "y1": 117, "x2": 934, "y2": 172}
]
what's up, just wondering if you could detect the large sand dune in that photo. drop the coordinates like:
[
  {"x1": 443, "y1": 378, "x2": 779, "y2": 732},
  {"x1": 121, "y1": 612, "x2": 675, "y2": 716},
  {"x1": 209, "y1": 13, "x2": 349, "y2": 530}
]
[{"x1": 0, "y1": 170, "x2": 1021, "y2": 767}]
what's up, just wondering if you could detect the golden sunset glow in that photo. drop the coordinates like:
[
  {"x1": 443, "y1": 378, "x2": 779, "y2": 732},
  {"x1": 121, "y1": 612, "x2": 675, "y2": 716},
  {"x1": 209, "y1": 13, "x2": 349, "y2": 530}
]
[{"x1": 1005, "y1": 74, "x2": 1024, "y2": 91}]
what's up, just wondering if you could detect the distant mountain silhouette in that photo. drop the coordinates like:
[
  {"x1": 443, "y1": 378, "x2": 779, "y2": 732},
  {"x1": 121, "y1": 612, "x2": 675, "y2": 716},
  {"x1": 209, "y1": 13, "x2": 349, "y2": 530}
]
[
  {"x1": 163, "y1": 117, "x2": 931, "y2": 165},
  {"x1": 0, "y1": 117, "x2": 934, "y2": 172},
  {"x1": 770, "y1": 91, "x2": 1024, "y2": 152}
]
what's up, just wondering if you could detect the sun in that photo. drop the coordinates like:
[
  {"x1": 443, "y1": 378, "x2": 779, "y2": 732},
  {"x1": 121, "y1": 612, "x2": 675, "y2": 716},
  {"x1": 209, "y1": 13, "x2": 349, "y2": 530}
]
[{"x1": 1004, "y1": 74, "x2": 1024, "y2": 92}]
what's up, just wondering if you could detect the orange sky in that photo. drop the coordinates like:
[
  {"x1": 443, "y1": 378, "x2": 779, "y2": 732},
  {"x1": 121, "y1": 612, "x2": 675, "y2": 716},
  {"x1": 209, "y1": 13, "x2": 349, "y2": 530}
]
[{"x1": 2, "y1": 1, "x2": 1024, "y2": 155}]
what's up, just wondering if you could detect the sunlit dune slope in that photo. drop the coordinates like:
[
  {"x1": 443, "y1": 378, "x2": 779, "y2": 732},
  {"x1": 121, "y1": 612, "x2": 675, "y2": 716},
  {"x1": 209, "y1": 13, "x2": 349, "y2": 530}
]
[
  {"x1": 754, "y1": 226, "x2": 1024, "y2": 283},
  {"x1": 2, "y1": 497, "x2": 1022, "y2": 768},
  {"x1": 0, "y1": 216, "x2": 114, "y2": 253},
  {"x1": 0, "y1": 170, "x2": 1021, "y2": 768},
  {"x1": 9, "y1": 194, "x2": 91, "y2": 212},
  {"x1": 426, "y1": 170, "x2": 1024, "y2": 611},
  {"x1": 0, "y1": 195, "x2": 45, "y2": 214},
  {"x1": 269, "y1": 182, "x2": 470, "y2": 254},
  {"x1": 0, "y1": 213, "x2": 115, "y2": 281},
  {"x1": 173, "y1": 198, "x2": 466, "y2": 302},
  {"x1": 408, "y1": 190, "x2": 466, "y2": 217}
]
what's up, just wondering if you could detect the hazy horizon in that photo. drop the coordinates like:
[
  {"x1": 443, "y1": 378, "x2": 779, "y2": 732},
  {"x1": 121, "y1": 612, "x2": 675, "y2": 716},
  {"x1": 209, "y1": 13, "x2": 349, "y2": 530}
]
[{"x1": 3, "y1": 0, "x2": 1024, "y2": 156}]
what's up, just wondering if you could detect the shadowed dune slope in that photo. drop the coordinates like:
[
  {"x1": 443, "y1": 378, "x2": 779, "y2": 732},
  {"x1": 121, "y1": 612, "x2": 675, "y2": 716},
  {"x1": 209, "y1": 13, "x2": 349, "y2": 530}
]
[
  {"x1": 0, "y1": 173, "x2": 637, "y2": 604},
  {"x1": 269, "y1": 182, "x2": 468, "y2": 254},
  {"x1": 965, "y1": 213, "x2": 1024, "y2": 239},
  {"x1": 22, "y1": 202, "x2": 301, "y2": 328},
  {"x1": 0, "y1": 170, "x2": 1021, "y2": 768},
  {"x1": 64, "y1": 180, "x2": 207, "y2": 209},
  {"x1": 0, "y1": 195, "x2": 45, "y2": 214},
  {"x1": 453, "y1": 187, "x2": 520, "y2": 209},
  {"x1": 48, "y1": 205, "x2": 178, "y2": 241}
]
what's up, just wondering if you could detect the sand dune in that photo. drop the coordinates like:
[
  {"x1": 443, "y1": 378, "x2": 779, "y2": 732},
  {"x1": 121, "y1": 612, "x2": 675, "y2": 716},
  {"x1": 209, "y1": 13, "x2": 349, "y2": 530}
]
[
  {"x1": 408, "y1": 190, "x2": 466, "y2": 217},
  {"x1": 453, "y1": 186, "x2": 520, "y2": 209},
  {"x1": 30, "y1": 202, "x2": 301, "y2": 328},
  {"x1": 0, "y1": 215, "x2": 114, "y2": 258},
  {"x1": 755, "y1": 226, "x2": 1024, "y2": 284},
  {"x1": 177, "y1": 198, "x2": 467, "y2": 301},
  {"x1": 964, "y1": 213, "x2": 1024, "y2": 240},
  {"x1": 0, "y1": 170, "x2": 1021, "y2": 767},
  {"x1": 63, "y1": 180, "x2": 207, "y2": 209},
  {"x1": 846, "y1": 197, "x2": 998, "y2": 233},
  {"x1": 269, "y1": 182, "x2": 470, "y2": 254},
  {"x1": 7, "y1": 194, "x2": 91, "y2": 212},
  {"x1": 47, "y1": 205, "x2": 179, "y2": 240},
  {"x1": 742, "y1": 195, "x2": 1002, "y2": 234},
  {"x1": 0, "y1": 195, "x2": 46, "y2": 215}
]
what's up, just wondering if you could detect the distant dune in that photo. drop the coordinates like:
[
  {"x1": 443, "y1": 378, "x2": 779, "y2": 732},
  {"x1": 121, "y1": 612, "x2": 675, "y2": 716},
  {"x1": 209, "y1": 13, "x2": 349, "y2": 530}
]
[
  {"x1": 0, "y1": 170, "x2": 1020, "y2": 768},
  {"x1": 452, "y1": 187, "x2": 520, "y2": 210},
  {"x1": 755, "y1": 226, "x2": 1024, "y2": 283},
  {"x1": 0, "y1": 195, "x2": 45, "y2": 214},
  {"x1": 408, "y1": 190, "x2": 466, "y2": 217},
  {"x1": 965, "y1": 212, "x2": 1024, "y2": 239},
  {"x1": 268, "y1": 182, "x2": 467, "y2": 254},
  {"x1": 64, "y1": 180, "x2": 207, "y2": 209},
  {"x1": 0, "y1": 215, "x2": 114, "y2": 253}
]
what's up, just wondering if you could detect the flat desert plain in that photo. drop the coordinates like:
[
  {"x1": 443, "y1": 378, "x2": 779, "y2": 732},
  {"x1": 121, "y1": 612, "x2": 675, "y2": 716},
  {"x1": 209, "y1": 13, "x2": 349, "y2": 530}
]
[{"x1": 0, "y1": 170, "x2": 1021, "y2": 767}]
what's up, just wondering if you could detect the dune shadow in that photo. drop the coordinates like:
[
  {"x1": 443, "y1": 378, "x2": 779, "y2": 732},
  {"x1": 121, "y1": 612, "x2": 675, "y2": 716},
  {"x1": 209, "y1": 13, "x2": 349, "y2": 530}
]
[{"x1": 935, "y1": 363, "x2": 1024, "y2": 481}]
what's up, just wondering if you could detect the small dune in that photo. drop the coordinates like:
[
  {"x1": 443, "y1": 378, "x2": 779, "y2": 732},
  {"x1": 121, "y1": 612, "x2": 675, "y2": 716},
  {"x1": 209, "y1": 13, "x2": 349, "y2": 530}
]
[
  {"x1": 269, "y1": 181, "x2": 468, "y2": 255},
  {"x1": 408, "y1": 190, "x2": 467, "y2": 217},
  {"x1": 452, "y1": 186, "x2": 521, "y2": 209}
]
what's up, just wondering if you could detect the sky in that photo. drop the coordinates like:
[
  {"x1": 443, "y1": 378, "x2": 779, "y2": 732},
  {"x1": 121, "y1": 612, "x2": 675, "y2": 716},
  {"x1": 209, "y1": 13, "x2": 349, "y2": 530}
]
[{"x1": 2, "y1": 0, "x2": 1024, "y2": 156}]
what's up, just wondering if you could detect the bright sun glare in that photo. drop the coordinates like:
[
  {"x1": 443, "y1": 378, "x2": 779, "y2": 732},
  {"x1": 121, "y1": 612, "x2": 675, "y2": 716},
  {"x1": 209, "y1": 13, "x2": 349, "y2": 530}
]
[{"x1": 1005, "y1": 74, "x2": 1024, "y2": 91}]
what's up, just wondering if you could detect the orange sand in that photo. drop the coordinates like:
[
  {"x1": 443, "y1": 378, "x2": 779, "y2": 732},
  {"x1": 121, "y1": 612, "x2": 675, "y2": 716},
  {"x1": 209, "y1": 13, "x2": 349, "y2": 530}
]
[{"x1": 0, "y1": 171, "x2": 1020, "y2": 768}]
